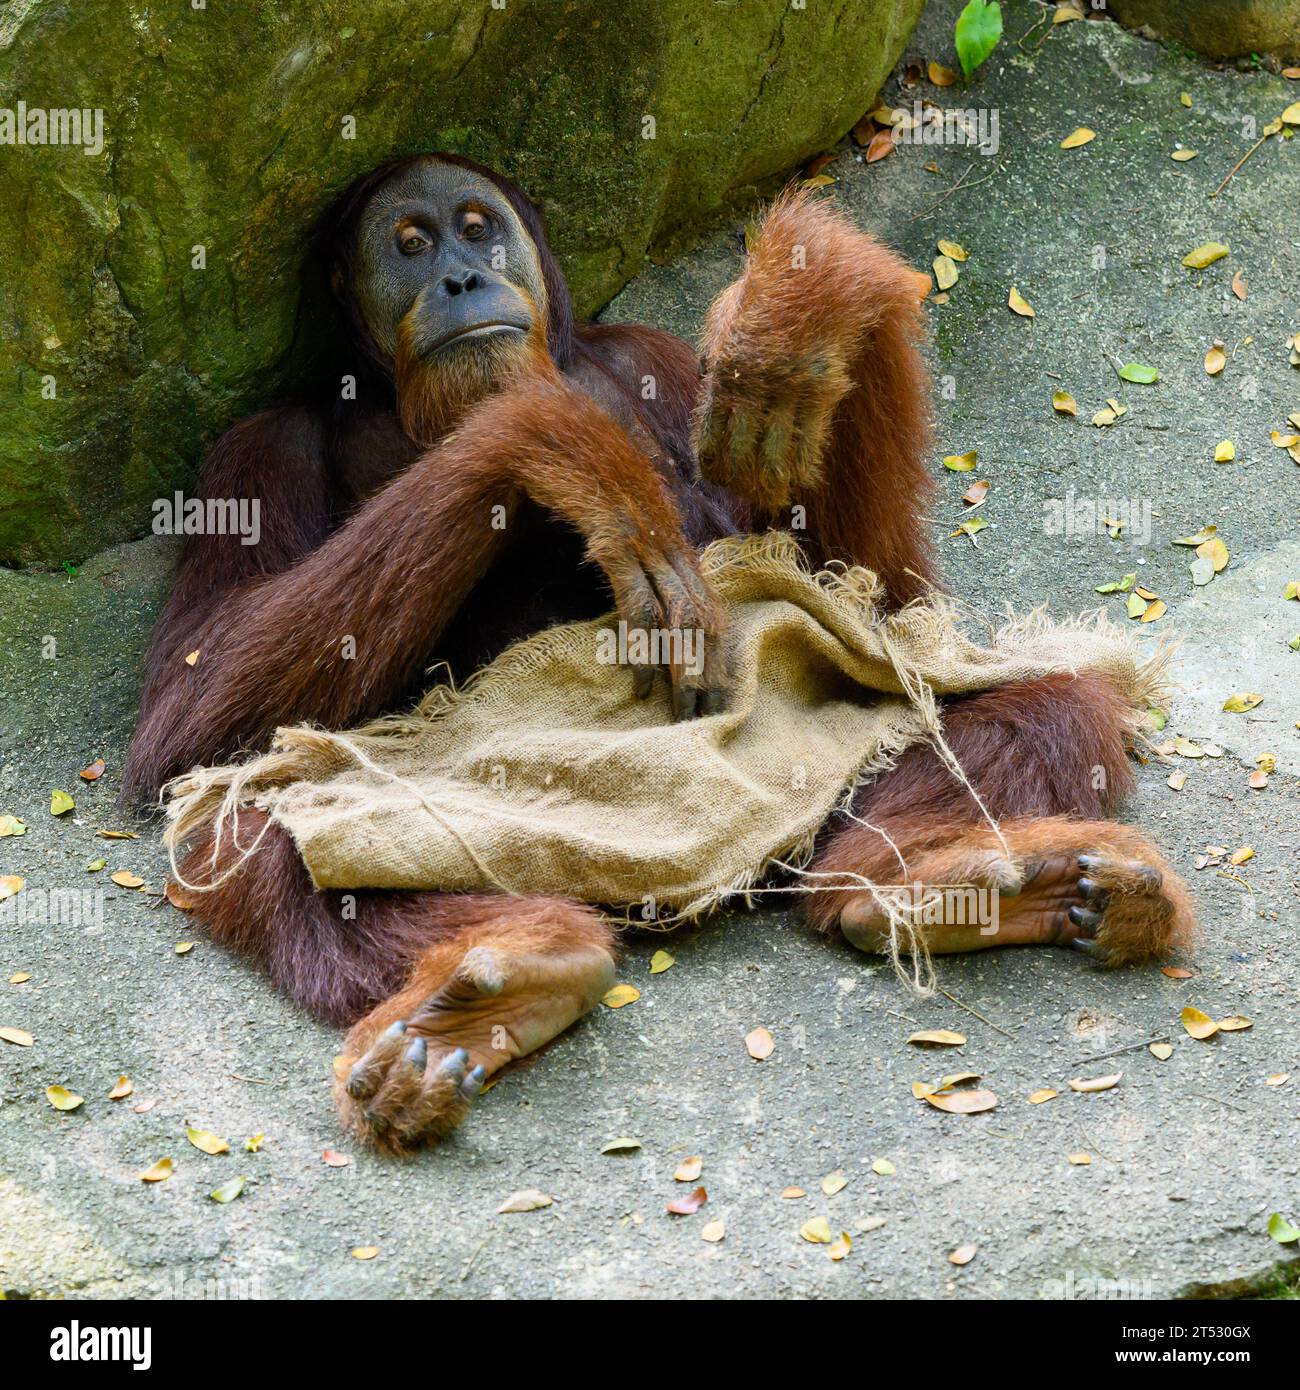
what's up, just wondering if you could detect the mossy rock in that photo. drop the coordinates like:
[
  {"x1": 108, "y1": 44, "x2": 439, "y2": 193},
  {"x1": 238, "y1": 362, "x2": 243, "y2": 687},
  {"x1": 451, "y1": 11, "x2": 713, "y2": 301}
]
[
  {"x1": 0, "y1": 0, "x2": 924, "y2": 569},
  {"x1": 1108, "y1": 0, "x2": 1300, "y2": 61}
]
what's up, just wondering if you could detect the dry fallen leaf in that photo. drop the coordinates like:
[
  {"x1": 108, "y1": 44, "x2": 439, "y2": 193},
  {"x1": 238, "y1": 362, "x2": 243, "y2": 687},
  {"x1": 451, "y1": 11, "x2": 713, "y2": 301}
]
[
  {"x1": 781, "y1": 1187, "x2": 806, "y2": 1200},
  {"x1": 351, "y1": 1245, "x2": 380, "y2": 1259},
  {"x1": 1217, "y1": 1015, "x2": 1252, "y2": 1032},
  {"x1": 138, "y1": 1158, "x2": 174, "y2": 1183},
  {"x1": 50, "y1": 789, "x2": 75, "y2": 816},
  {"x1": 1204, "y1": 343, "x2": 1226, "y2": 376},
  {"x1": 701, "y1": 1220, "x2": 725, "y2": 1243},
  {"x1": 907, "y1": 1029, "x2": 967, "y2": 1047},
  {"x1": 1223, "y1": 692, "x2": 1262, "y2": 712},
  {"x1": 648, "y1": 949, "x2": 675, "y2": 975},
  {"x1": 0, "y1": 875, "x2": 25, "y2": 901},
  {"x1": 8, "y1": 973, "x2": 31, "y2": 985},
  {"x1": 745, "y1": 1026, "x2": 775, "y2": 1061},
  {"x1": 497, "y1": 1189, "x2": 553, "y2": 1214},
  {"x1": 1008, "y1": 286, "x2": 1035, "y2": 318},
  {"x1": 821, "y1": 1171, "x2": 847, "y2": 1196},
  {"x1": 1182, "y1": 1006, "x2": 1218, "y2": 1041},
  {"x1": 1027, "y1": 1088, "x2": 1057, "y2": 1104},
  {"x1": 828, "y1": 1231, "x2": 851, "y2": 1262},
  {"x1": 0, "y1": 1026, "x2": 34, "y2": 1047},
  {"x1": 674, "y1": 1155, "x2": 703, "y2": 1182},
  {"x1": 800, "y1": 1216, "x2": 833, "y2": 1244},
  {"x1": 933, "y1": 254, "x2": 959, "y2": 291},
  {"x1": 110, "y1": 871, "x2": 145, "y2": 890},
  {"x1": 1150, "y1": 1042, "x2": 1174, "y2": 1060},
  {"x1": 1060, "y1": 127, "x2": 1096, "y2": 149},
  {"x1": 924, "y1": 1088, "x2": 998, "y2": 1114},
  {"x1": 937, "y1": 239, "x2": 968, "y2": 261},
  {"x1": 1068, "y1": 1073, "x2": 1121, "y2": 1094},
  {"x1": 187, "y1": 1126, "x2": 231, "y2": 1155},
  {"x1": 601, "y1": 983, "x2": 640, "y2": 1009},
  {"x1": 184, "y1": 649, "x2": 200, "y2": 667},
  {"x1": 1182, "y1": 242, "x2": 1229, "y2": 269},
  {"x1": 322, "y1": 1149, "x2": 351, "y2": 1167},
  {"x1": 1052, "y1": 390, "x2": 1078, "y2": 415},
  {"x1": 949, "y1": 1243, "x2": 977, "y2": 1266},
  {"x1": 871, "y1": 1157, "x2": 896, "y2": 1175},
  {"x1": 943, "y1": 450, "x2": 978, "y2": 471},
  {"x1": 1230, "y1": 845, "x2": 1254, "y2": 866},
  {"x1": 666, "y1": 1185, "x2": 707, "y2": 1215},
  {"x1": 46, "y1": 1084, "x2": 84, "y2": 1111},
  {"x1": 79, "y1": 759, "x2": 106, "y2": 782},
  {"x1": 599, "y1": 1136, "x2": 642, "y2": 1155},
  {"x1": 1231, "y1": 270, "x2": 1248, "y2": 300},
  {"x1": 1068, "y1": 1152, "x2": 1092, "y2": 1166},
  {"x1": 928, "y1": 61, "x2": 957, "y2": 86},
  {"x1": 961, "y1": 479, "x2": 989, "y2": 507},
  {"x1": 1265, "y1": 1073, "x2": 1290, "y2": 1087},
  {"x1": 108, "y1": 1075, "x2": 134, "y2": 1100}
]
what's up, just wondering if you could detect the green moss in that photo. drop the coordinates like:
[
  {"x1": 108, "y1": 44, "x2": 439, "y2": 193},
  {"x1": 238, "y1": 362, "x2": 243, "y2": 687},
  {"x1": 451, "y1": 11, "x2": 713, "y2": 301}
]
[{"x1": 0, "y1": 0, "x2": 925, "y2": 567}]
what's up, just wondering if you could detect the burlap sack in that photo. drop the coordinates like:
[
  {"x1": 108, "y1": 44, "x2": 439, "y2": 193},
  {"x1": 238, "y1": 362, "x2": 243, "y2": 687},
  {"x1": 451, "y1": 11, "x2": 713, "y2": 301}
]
[{"x1": 165, "y1": 533, "x2": 1167, "y2": 918}]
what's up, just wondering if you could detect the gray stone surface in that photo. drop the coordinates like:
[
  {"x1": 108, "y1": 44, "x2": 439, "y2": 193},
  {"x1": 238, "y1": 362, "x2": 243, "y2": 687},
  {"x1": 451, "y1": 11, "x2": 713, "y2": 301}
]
[{"x1": 1, "y1": 2, "x2": 1298, "y2": 1299}]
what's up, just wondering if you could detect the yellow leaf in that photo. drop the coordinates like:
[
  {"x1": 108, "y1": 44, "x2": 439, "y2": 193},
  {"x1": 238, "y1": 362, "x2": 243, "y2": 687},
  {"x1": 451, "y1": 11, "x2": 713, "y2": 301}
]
[
  {"x1": 1182, "y1": 1006, "x2": 1218, "y2": 1040},
  {"x1": 351, "y1": 1245, "x2": 380, "y2": 1259},
  {"x1": 781, "y1": 1187, "x2": 806, "y2": 1199},
  {"x1": 8, "y1": 972, "x2": 31, "y2": 984},
  {"x1": 110, "y1": 871, "x2": 145, "y2": 889},
  {"x1": 184, "y1": 649, "x2": 200, "y2": 666},
  {"x1": 1060, "y1": 127, "x2": 1096, "y2": 149},
  {"x1": 1167, "y1": 770, "x2": 1187, "y2": 791},
  {"x1": 1052, "y1": 390, "x2": 1078, "y2": 415},
  {"x1": 745, "y1": 1025, "x2": 775, "y2": 1060},
  {"x1": 828, "y1": 1231, "x2": 851, "y2": 1261},
  {"x1": 1008, "y1": 286, "x2": 1035, "y2": 317},
  {"x1": 928, "y1": 61, "x2": 957, "y2": 87},
  {"x1": 674, "y1": 1155, "x2": 703, "y2": 1182},
  {"x1": 937, "y1": 239, "x2": 968, "y2": 261},
  {"x1": 1182, "y1": 242, "x2": 1229, "y2": 269},
  {"x1": 1222, "y1": 692, "x2": 1263, "y2": 712},
  {"x1": 821, "y1": 1170, "x2": 847, "y2": 1195},
  {"x1": 601, "y1": 983, "x2": 640, "y2": 1009},
  {"x1": 933, "y1": 254, "x2": 959, "y2": 291},
  {"x1": 1204, "y1": 344, "x2": 1226, "y2": 376},
  {"x1": 599, "y1": 1136, "x2": 641, "y2": 1154},
  {"x1": 1197, "y1": 536, "x2": 1229, "y2": 572},
  {"x1": 648, "y1": 949, "x2": 675, "y2": 975},
  {"x1": 1139, "y1": 599, "x2": 1167, "y2": 624},
  {"x1": 50, "y1": 789, "x2": 75, "y2": 816},
  {"x1": 1179, "y1": 92, "x2": 1192, "y2": 107},
  {"x1": 0, "y1": 815, "x2": 27, "y2": 837},
  {"x1": 138, "y1": 1158, "x2": 174, "y2": 1183},
  {"x1": 1068, "y1": 1152, "x2": 1092, "y2": 1166},
  {"x1": 0, "y1": 1026, "x2": 34, "y2": 1046},
  {"x1": 1150, "y1": 1042, "x2": 1174, "y2": 1060},
  {"x1": 0, "y1": 875, "x2": 24, "y2": 901},
  {"x1": 174, "y1": 941, "x2": 195, "y2": 955},
  {"x1": 907, "y1": 1029, "x2": 967, "y2": 1047},
  {"x1": 871, "y1": 1157, "x2": 896, "y2": 1175},
  {"x1": 1027, "y1": 1087, "x2": 1057, "y2": 1104},
  {"x1": 949, "y1": 1243, "x2": 978, "y2": 1265},
  {"x1": 1218, "y1": 1015, "x2": 1252, "y2": 1032},
  {"x1": 108, "y1": 1075, "x2": 133, "y2": 1100},
  {"x1": 210, "y1": 1175, "x2": 246, "y2": 1204},
  {"x1": 1271, "y1": 431, "x2": 1300, "y2": 447},
  {"x1": 46, "y1": 1084, "x2": 84, "y2": 1111},
  {"x1": 801, "y1": 172, "x2": 836, "y2": 189},
  {"x1": 1053, "y1": 4, "x2": 1084, "y2": 22},
  {"x1": 187, "y1": 1126, "x2": 231, "y2": 1155},
  {"x1": 1265, "y1": 1073, "x2": 1289, "y2": 1087},
  {"x1": 800, "y1": 1217, "x2": 833, "y2": 1244},
  {"x1": 1171, "y1": 148, "x2": 1198, "y2": 161},
  {"x1": 1282, "y1": 102, "x2": 1300, "y2": 125},
  {"x1": 943, "y1": 450, "x2": 978, "y2": 471},
  {"x1": 1067, "y1": 1072, "x2": 1122, "y2": 1093},
  {"x1": 1092, "y1": 407, "x2": 1118, "y2": 427},
  {"x1": 701, "y1": 1220, "x2": 725, "y2": 1243},
  {"x1": 1214, "y1": 439, "x2": 1235, "y2": 462}
]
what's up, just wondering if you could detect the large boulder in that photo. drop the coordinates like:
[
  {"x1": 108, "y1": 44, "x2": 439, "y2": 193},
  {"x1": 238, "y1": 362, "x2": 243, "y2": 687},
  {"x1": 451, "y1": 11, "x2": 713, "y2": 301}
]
[
  {"x1": 0, "y1": 0, "x2": 924, "y2": 568},
  {"x1": 1108, "y1": 0, "x2": 1300, "y2": 61}
]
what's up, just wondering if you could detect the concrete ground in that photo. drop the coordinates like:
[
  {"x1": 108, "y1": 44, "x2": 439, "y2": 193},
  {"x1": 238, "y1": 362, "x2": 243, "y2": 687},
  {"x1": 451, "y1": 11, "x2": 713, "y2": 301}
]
[{"x1": 1, "y1": 1, "x2": 1297, "y2": 1299}]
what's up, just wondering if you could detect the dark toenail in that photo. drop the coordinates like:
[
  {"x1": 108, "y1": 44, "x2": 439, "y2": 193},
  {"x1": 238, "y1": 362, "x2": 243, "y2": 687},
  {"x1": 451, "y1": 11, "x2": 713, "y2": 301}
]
[
  {"x1": 1078, "y1": 854, "x2": 1102, "y2": 872},
  {"x1": 1078, "y1": 877, "x2": 1109, "y2": 906},
  {"x1": 1068, "y1": 904, "x2": 1102, "y2": 932},
  {"x1": 1071, "y1": 937, "x2": 1100, "y2": 956},
  {"x1": 383, "y1": 1020, "x2": 407, "y2": 1039},
  {"x1": 437, "y1": 1048, "x2": 469, "y2": 1081},
  {"x1": 405, "y1": 1038, "x2": 427, "y2": 1070}
]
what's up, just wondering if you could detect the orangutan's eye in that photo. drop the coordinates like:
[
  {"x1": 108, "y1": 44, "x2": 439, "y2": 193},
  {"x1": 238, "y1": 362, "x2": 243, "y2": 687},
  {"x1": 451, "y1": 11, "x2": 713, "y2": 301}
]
[
  {"x1": 461, "y1": 212, "x2": 489, "y2": 241},
  {"x1": 398, "y1": 229, "x2": 430, "y2": 256}
]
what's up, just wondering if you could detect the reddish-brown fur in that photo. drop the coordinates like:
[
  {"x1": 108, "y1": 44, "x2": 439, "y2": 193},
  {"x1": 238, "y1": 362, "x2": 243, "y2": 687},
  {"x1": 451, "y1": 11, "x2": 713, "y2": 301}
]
[{"x1": 127, "y1": 158, "x2": 1195, "y2": 1152}]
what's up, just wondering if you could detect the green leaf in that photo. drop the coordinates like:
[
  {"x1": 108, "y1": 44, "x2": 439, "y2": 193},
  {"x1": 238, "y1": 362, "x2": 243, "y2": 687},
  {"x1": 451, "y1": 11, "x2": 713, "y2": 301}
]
[
  {"x1": 210, "y1": 1175, "x2": 246, "y2": 1204},
  {"x1": 954, "y1": 0, "x2": 1003, "y2": 77},
  {"x1": 1267, "y1": 1211, "x2": 1300, "y2": 1243},
  {"x1": 1117, "y1": 361, "x2": 1159, "y2": 384}
]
